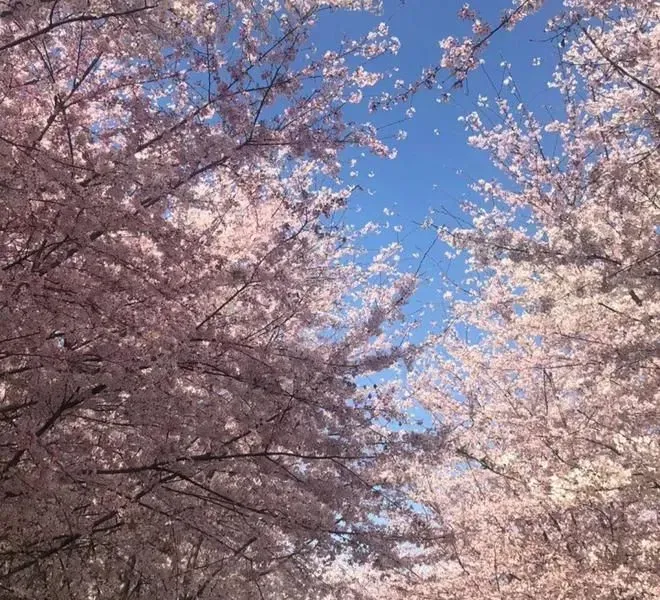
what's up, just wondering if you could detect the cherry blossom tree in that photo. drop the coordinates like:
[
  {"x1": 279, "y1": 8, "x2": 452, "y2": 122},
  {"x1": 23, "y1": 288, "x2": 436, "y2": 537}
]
[
  {"x1": 0, "y1": 1, "x2": 429, "y2": 598},
  {"x1": 3, "y1": 0, "x2": 658, "y2": 597},
  {"x1": 405, "y1": 1, "x2": 660, "y2": 598}
]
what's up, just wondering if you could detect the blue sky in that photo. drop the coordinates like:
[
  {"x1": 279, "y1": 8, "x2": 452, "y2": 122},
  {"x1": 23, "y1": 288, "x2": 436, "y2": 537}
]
[{"x1": 309, "y1": 0, "x2": 564, "y2": 343}]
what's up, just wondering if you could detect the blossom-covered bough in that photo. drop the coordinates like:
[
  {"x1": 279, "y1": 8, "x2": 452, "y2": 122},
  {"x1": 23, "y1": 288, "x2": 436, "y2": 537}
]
[
  {"x1": 404, "y1": 1, "x2": 660, "y2": 598},
  {"x1": 0, "y1": 1, "x2": 430, "y2": 598}
]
